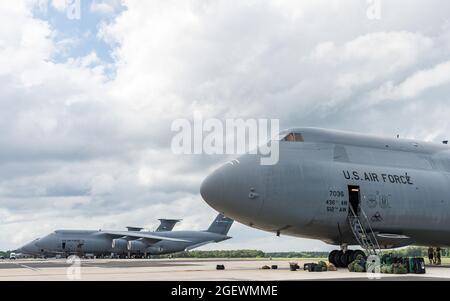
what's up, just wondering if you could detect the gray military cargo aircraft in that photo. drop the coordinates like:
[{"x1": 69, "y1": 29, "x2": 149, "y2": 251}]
[
  {"x1": 15, "y1": 219, "x2": 181, "y2": 258},
  {"x1": 33, "y1": 214, "x2": 233, "y2": 258},
  {"x1": 201, "y1": 127, "x2": 450, "y2": 267}
]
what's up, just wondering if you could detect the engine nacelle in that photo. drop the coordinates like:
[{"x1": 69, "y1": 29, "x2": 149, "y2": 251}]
[
  {"x1": 127, "y1": 240, "x2": 148, "y2": 252},
  {"x1": 112, "y1": 239, "x2": 128, "y2": 251},
  {"x1": 146, "y1": 246, "x2": 164, "y2": 255}
]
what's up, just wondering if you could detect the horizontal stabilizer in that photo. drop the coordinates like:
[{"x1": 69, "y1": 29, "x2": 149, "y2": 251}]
[
  {"x1": 126, "y1": 226, "x2": 144, "y2": 232},
  {"x1": 156, "y1": 219, "x2": 182, "y2": 232}
]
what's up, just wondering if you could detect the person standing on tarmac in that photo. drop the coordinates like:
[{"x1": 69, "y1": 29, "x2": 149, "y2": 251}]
[
  {"x1": 436, "y1": 247, "x2": 442, "y2": 265},
  {"x1": 433, "y1": 248, "x2": 438, "y2": 265},
  {"x1": 428, "y1": 247, "x2": 434, "y2": 265}
]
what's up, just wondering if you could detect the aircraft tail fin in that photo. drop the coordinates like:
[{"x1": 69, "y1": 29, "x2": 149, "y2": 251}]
[
  {"x1": 156, "y1": 219, "x2": 181, "y2": 232},
  {"x1": 207, "y1": 214, "x2": 234, "y2": 235}
]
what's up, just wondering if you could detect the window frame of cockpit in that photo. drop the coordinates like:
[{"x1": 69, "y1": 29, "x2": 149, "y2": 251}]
[{"x1": 279, "y1": 132, "x2": 305, "y2": 142}]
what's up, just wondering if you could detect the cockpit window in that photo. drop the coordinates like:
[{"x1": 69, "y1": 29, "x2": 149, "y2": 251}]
[{"x1": 281, "y1": 132, "x2": 304, "y2": 142}]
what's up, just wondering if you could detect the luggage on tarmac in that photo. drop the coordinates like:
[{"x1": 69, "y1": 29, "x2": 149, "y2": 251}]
[
  {"x1": 393, "y1": 263, "x2": 408, "y2": 274},
  {"x1": 381, "y1": 254, "x2": 393, "y2": 265},
  {"x1": 313, "y1": 265, "x2": 326, "y2": 272},
  {"x1": 317, "y1": 261, "x2": 328, "y2": 272},
  {"x1": 290, "y1": 262, "x2": 300, "y2": 271},
  {"x1": 413, "y1": 258, "x2": 426, "y2": 274},
  {"x1": 327, "y1": 263, "x2": 337, "y2": 271},
  {"x1": 303, "y1": 263, "x2": 314, "y2": 271},
  {"x1": 349, "y1": 257, "x2": 366, "y2": 273},
  {"x1": 304, "y1": 261, "x2": 328, "y2": 272},
  {"x1": 380, "y1": 255, "x2": 427, "y2": 275},
  {"x1": 409, "y1": 258, "x2": 415, "y2": 273},
  {"x1": 318, "y1": 261, "x2": 328, "y2": 268},
  {"x1": 401, "y1": 257, "x2": 410, "y2": 273},
  {"x1": 392, "y1": 255, "x2": 402, "y2": 264},
  {"x1": 381, "y1": 264, "x2": 393, "y2": 274}
]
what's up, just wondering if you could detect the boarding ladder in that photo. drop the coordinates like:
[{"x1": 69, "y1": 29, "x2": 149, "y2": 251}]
[{"x1": 348, "y1": 206, "x2": 381, "y2": 256}]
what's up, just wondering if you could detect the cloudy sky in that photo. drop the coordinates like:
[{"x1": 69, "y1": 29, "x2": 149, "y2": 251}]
[{"x1": 1, "y1": 0, "x2": 450, "y2": 251}]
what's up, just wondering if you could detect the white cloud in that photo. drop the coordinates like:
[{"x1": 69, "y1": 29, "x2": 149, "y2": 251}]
[
  {"x1": 373, "y1": 60, "x2": 450, "y2": 100},
  {"x1": 51, "y1": 0, "x2": 67, "y2": 12},
  {"x1": 90, "y1": 0, "x2": 122, "y2": 15}
]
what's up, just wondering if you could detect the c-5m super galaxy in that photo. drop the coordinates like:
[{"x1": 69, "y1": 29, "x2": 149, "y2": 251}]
[
  {"x1": 16, "y1": 219, "x2": 182, "y2": 258},
  {"x1": 19, "y1": 215, "x2": 233, "y2": 258},
  {"x1": 201, "y1": 128, "x2": 450, "y2": 268}
]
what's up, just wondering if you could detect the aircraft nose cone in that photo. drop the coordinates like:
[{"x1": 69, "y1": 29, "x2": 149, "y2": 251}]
[
  {"x1": 34, "y1": 239, "x2": 44, "y2": 249},
  {"x1": 35, "y1": 235, "x2": 52, "y2": 249},
  {"x1": 200, "y1": 169, "x2": 224, "y2": 210},
  {"x1": 201, "y1": 156, "x2": 264, "y2": 223}
]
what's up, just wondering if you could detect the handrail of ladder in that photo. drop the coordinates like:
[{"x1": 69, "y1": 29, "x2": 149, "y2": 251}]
[
  {"x1": 348, "y1": 206, "x2": 378, "y2": 255},
  {"x1": 359, "y1": 207, "x2": 382, "y2": 252},
  {"x1": 348, "y1": 206, "x2": 370, "y2": 251}
]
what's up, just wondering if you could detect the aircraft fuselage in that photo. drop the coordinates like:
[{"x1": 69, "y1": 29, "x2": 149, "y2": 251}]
[{"x1": 201, "y1": 128, "x2": 450, "y2": 248}]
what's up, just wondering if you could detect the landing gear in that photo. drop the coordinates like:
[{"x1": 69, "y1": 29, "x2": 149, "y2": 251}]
[
  {"x1": 328, "y1": 249, "x2": 366, "y2": 268},
  {"x1": 328, "y1": 250, "x2": 339, "y2": 265}
]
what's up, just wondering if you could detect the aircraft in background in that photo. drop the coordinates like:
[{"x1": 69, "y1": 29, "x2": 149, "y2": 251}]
[
  {"x1": 201, "y1": 127, "x2": 450, "y2": 267},
  {"x1": 15, "y1": 219, "x2": 182, "y2": 258},
  {"x1": 29, "y1": 214, "x2": 233, "y2": 258}
]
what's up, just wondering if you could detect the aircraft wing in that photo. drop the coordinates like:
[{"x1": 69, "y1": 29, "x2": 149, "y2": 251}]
[
  {"x1": 184, "y1": 241, "x2": 215, "y2": 251},
  {"x1": 99, "y1": 231, "x2": 192, "y2": 243}
]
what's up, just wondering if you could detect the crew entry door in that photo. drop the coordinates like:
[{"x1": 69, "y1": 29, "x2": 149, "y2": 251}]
[{"x1": 348, "y1": 185, "x2": 361, "y2": 216}]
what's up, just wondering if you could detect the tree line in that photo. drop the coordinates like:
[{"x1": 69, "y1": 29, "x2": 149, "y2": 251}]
[
  {"x1": 160, "y1": 247, "x2": 449, "y2": 259},
  {"x1": 160, "y1": 250, "x2": 330, "y2": 259}
]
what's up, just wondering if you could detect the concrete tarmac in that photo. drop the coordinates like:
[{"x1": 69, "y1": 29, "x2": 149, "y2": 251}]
[{"x1": 0, "y1": 259, "x2": 449, "y2": 281}]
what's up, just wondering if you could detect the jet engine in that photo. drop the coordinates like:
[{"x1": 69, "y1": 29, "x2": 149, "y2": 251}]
[
  {"x1": 127, "y1": 240, "x2": 148, "y2": 252},
  {"x1": 111, "y1": 239, "x2": 128, "y2": 251}
]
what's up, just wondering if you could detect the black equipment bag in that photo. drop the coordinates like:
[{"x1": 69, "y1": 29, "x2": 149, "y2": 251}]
[{"x1": 414, "y1": 258, "x2": 426, "y2": 274}]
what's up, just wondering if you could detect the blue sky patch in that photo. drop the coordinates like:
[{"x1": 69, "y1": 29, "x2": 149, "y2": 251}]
[{"x1": 33, "y1": 1, "x2": 126, "y2": 67}]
